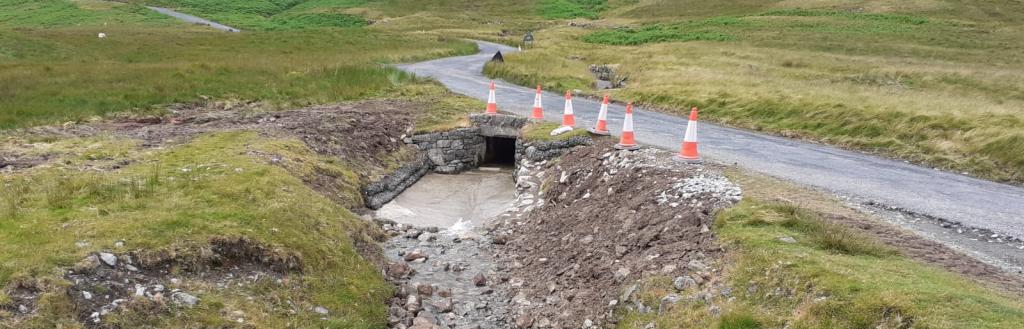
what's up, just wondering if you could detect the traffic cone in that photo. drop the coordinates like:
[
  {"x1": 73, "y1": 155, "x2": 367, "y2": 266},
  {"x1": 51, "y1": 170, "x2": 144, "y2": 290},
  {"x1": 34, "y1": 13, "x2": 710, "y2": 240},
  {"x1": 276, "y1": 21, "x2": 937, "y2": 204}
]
[
  {"x1": 562, "y1": 90, "x2": 576, "y2": 127},
  {"x1": 614, "y1": 102, "x2": 640, "y2": 150},
  {"x1": 485, "y1": 82, "x2": 498, "y2": 115},
  {"x1": 675, "y1": 107, "x2": 702, "y2": 163},
  {"x1": 588, "y1": 95, "x2": 611, "y2": 135},
  {"x1": 530, "y1": 85, "x2": 544, "y2": 120}
]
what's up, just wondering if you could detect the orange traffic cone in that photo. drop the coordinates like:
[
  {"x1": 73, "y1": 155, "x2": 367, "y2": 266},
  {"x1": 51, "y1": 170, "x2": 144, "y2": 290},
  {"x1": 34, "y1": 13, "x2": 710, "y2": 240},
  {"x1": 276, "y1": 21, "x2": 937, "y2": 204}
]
[
  {"x1": 485, "y1": 82, "x2": 498, "y2": 115},
  {"x1": 588, "y1": 95, "x2": 611, "y2": 135},
  {"x1": 530, "y1": 85, "x2": 544, "y2": 120},
  {"x1": 562, "y1": 90, "x2": 576, "y2": 127},
  {"x1": 614, "y1": 102, "x2": 640, "y2": 150},
  {"x1": 675, "y1": 107, "x2": 702, "y2": 163}
]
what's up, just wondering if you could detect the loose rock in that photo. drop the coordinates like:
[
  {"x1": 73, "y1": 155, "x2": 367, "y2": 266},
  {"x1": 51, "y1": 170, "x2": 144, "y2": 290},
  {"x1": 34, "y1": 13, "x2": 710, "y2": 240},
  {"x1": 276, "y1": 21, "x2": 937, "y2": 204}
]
[
  {"x1": 473, "y1": 273, "x2": 487, "y2": 287},
  {"x1": 98, "y1": 252, "x2": 118, "y2": 267}
]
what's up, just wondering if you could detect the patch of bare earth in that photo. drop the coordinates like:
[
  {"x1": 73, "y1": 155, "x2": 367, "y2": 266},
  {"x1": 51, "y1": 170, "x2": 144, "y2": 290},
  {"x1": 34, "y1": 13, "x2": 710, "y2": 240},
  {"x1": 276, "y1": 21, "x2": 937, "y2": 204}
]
[
  {"x1": 1, "y1": 99, "x2": 424, "y2": 206},
  {"x1": 63, "y1": 236, "x2": 303, "y2": 327},
  {"x1": 0, "y1": 279, "x2": 42, "y2": 325},
  {"x1": 490, "y1": 141, "x2": 742, "y2": 328}
]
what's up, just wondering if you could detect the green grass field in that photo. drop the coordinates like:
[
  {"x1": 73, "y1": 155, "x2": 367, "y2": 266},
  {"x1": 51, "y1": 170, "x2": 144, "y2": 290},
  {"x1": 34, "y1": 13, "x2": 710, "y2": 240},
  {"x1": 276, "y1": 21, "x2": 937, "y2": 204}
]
[
  {"x1": 3, "y1": 0, "x2": 1024, "y2": 327},
  {"x1": 0, "y1": 0, "x2": 477, "y2": 129}
]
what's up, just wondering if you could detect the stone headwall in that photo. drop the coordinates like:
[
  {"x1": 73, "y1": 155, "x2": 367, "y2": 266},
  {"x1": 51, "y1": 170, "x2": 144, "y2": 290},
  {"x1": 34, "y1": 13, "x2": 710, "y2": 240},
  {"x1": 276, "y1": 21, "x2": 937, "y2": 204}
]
[
  {"x1": 516, "y1": 136, "x2": 593, "y2": 163},
  {"x1": 469, "y1": 113, "x2": 529, "y2": 137},
  {"x1": 363, "y1": 113, "x2": 549, "y2": 209},
  {"x1": 408, "y1": 128, "x2": 486, "y2": 174}
]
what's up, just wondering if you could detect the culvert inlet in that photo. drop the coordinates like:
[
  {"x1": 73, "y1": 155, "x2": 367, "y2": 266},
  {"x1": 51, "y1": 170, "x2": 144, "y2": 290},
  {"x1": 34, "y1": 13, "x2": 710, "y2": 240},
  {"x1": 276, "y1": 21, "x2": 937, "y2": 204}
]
[{"x1": 482, "y1": 136, "x2": 516, "y2": 166}]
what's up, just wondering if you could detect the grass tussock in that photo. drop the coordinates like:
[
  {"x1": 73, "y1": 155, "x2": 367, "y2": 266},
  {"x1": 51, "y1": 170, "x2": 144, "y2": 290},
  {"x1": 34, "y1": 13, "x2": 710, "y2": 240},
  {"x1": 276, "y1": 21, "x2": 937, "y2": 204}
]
[
  {"x1": 538, "y1": 0, "x2": 607, "y2": 20},
  {"x1": 769, "y1": 203, "x2": 896, "y2": 257},
  {"x1": 521, "y1": 121, "x2": 592, "y2": 142},
  {"x1": 0, "y1": 131, "x2": 392, "y2": 327},
  {"x1": 394, "y1": 83, "x2": 485, "y2": 133},
  {"x1": 484, "y1": 60, "x2": 593, "y2": 95},
  {"x1": 615, "y1": 199, "x2": 1024, "y2": 328}
]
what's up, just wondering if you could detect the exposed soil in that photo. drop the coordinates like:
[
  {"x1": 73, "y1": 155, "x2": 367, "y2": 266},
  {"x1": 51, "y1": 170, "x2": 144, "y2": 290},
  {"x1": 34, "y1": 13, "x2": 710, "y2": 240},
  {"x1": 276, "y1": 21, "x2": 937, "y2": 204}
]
[
  {"x1": 489, "y1": 141, "x2": 742, "y2": 327},
  {"x1": 0, "y1": 279, "x2": 41, "y2": 325},
  {"x1": 0, "y1": 153, "x2": 47, "y2": 172},
  {"x1": 0, "y1": 99, "x2": 423, "y2": 207},
  {"x1": 63, "y1": 236, "x2": 304, "y2": 327}
]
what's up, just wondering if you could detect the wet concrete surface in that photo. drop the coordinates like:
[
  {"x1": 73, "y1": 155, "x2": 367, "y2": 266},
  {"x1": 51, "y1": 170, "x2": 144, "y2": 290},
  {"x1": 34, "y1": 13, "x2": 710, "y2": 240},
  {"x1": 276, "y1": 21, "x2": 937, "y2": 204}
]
[{"x1": 376, "y1": 168, "x2": 516, "y2": 234}]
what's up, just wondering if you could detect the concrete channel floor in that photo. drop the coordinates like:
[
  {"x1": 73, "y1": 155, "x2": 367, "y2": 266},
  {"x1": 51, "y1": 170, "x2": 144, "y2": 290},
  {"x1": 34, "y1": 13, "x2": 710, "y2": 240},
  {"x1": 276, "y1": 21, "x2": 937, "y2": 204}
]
[{"x1": 375, "y1": 168, "x2": 516, "y2": 233}]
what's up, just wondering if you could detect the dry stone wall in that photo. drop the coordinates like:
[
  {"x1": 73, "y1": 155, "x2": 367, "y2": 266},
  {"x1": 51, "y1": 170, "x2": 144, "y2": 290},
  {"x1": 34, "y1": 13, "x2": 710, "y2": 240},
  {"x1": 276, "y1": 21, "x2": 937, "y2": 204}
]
[
  {"x1": 409, "y1": 128, "x2": 486, "y2": 174},
  {"x1": 515, "y1": 136, "x2": 593, "y2": 162}
]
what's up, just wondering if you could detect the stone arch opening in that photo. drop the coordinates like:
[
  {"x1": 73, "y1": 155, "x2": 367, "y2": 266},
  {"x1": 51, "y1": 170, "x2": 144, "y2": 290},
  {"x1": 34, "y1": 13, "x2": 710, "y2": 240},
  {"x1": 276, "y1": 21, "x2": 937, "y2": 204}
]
[{"x1": 482, "y1": 136, "x2": 516, "y2": 166}]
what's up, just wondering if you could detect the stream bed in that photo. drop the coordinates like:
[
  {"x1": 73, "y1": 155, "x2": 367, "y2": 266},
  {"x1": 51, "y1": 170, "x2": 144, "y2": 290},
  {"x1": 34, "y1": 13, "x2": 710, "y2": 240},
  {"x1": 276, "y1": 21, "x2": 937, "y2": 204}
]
[{"x1": 374, "y1": 167, "x2": 521, "y2": 328}]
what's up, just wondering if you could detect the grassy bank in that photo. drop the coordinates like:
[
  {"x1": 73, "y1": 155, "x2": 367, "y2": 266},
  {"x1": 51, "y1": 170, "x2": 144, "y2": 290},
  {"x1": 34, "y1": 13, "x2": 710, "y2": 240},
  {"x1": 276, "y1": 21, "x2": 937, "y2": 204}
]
[
  {"x1": 482, "y1": 3, "x2": 1024, "y2": 183},
  {"x1": 0, "y1": 131, "x2": 394, "y2": 327},
  {"x1": 521, "y1": 121, "x2": 592, "y2": 142},
  {"x1": 616, "y1": 199, "x2": 1024, "y2": 328}
]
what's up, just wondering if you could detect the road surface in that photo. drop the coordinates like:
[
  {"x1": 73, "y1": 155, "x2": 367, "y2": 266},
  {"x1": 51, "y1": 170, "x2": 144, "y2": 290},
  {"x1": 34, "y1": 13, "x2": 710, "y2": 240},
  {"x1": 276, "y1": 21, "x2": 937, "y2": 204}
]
[
  {"x1": 146, "y1": 6, "x2": 240, "y2": 32},
  {"x1": 398, "y1": 41, "x2": 1024, "y2": 272}
]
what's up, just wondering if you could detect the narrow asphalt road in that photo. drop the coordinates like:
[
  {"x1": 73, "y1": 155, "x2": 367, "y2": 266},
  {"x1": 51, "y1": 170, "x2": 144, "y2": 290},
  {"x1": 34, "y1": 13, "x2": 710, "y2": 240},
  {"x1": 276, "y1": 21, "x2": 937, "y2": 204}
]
[
  {"x1": 146, "y1": 6, "x2": 240, "y2": 32},
  {"x1": 398, "y1": 41, "x2": 1024, "y2": 266}
]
